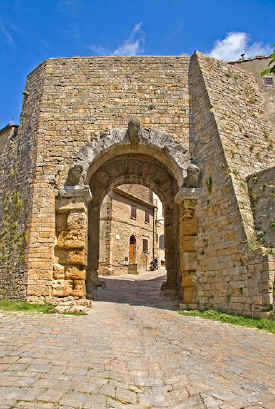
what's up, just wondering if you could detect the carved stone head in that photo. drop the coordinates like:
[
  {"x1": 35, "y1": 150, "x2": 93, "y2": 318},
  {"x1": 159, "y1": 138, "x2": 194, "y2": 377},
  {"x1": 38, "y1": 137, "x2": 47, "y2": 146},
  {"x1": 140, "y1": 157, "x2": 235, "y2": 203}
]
[
  {"x1": 127, "y1": 119, "x2": 141, "y2": 145},
  {"x1": 183, "y1": 164, "x2": 200, "y2": 188},
  {"x1": 66, "y1": 164, "x2": 83, "y2": 186}
]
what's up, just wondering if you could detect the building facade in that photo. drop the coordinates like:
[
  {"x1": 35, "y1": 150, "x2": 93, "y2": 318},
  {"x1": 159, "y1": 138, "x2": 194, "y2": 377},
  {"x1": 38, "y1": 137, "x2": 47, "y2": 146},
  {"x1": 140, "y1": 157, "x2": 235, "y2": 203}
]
[{"x1": 99, "y1": 184, "x2": 164, "y2": 275}]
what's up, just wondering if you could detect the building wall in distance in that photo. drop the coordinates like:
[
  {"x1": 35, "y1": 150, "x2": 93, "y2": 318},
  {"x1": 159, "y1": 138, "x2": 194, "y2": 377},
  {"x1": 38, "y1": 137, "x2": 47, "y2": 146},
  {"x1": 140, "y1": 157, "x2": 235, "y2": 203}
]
[
  {"x1": 99, "y1": 187, "x2": 155, "y2": 275},
  {"x1": 230, "y1": 56, "x2": 275, "y2": 139},
  {"x1": 118, "y1": 184, "x2": 153, "y2": 205}
]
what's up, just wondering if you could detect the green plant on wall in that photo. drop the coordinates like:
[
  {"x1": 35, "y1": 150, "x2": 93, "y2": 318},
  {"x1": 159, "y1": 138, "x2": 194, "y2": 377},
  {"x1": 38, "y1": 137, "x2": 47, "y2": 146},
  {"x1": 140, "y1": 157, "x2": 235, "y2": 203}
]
[
  {"x1": 0, "y1": 191, "x2": 25, "y2": 266},
  {"x1": 246, "y1": 235, "x2": 262, "y2": 251},
  {"x1": 249, "y1": 190, "x2": 258, "y2": 212},
  {"x1": 0, "y1": 144, "x2": 26, "y2": 271},
  {"x1": 261, "y1": 44, "x2": 275, "y2": 76},
  {"x1": 205, "y1": 176, "x2": 212, "y2": 194}
]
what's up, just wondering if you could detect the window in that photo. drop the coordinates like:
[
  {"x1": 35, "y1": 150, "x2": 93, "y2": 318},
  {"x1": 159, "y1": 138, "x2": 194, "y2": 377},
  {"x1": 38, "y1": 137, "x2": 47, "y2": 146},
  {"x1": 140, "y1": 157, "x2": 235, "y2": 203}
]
[
  {"x1": 143, "y1": 239, "x2": 148, "y2": 253},
  {"x1": 145, "y1": 209, "x2": 150, "y2": 223},
  {"x1": 159, "y1": 234, "x2": 165, "y2": 250},
  {"x1": 131, "y1": 205, "x2": 136, "y2": 219},
  {"x1": 263, "y1": 76, "x2": 273, "y2": 87}
]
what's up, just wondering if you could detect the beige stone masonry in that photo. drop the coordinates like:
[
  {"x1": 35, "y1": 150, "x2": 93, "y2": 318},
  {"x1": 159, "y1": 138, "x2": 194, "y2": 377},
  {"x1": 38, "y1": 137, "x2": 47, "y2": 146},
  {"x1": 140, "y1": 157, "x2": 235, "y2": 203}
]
[
  {"x1": 176, "y1": 188, "x2": 200, "y2": 304},
  {"x1": 1, "y1": 52, "x2": 274, "y2": 315},
  {"x1": 53, "y1": 185, "x2": 92, "y2": 299}
]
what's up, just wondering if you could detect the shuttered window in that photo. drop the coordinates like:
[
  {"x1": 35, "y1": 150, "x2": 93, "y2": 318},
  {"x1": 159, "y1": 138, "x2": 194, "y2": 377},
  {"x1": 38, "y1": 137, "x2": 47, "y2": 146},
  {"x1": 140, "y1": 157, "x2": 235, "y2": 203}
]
[
  {"x1": 131, "y1": 205, "x2": 136, "y2": 219},
  {"x1": 143, "y1": 239, "x2": 148, "y2": 253},
  {"x1": 264, "y1": 76, "x2": 273, "y2": 87},
  {"x1": 159, "y1": 234, "x2": 165, "y2": 250},
  {"x1": 145, "y1": 210, "x2": 150, "y2": 223}
]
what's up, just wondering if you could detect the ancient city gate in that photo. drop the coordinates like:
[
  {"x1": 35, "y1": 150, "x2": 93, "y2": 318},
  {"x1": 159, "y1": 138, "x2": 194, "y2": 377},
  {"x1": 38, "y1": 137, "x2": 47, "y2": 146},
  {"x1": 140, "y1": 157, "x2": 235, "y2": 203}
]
[
  {"x1": 1, "y1": 52, "x2": 274, "y2": 315},
  {"x1": 55, "y1": 120, "x2": 200, "y2": 299}
]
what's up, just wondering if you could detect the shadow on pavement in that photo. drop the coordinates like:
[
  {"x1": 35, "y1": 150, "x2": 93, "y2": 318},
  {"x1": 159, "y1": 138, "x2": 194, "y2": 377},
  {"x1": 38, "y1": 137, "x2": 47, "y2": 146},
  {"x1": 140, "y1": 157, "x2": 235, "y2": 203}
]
[{"x1": 95, "y1": 272, "x2": 179, "y2": 311}]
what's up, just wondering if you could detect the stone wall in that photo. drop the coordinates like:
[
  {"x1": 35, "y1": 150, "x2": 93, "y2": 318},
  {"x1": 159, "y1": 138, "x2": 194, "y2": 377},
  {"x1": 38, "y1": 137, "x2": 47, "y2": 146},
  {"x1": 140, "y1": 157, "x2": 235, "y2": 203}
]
[
  {"x1": 230, "y1": 56, "x2": 275, "y2": 139},
  {"x1": 53, "y1": 194, "x2": 89, "y2": 299},
  {"x1": 187, "y1": 51, "x2": 275, "y2": 315},
  {"x1": 117, "y1": 184, "x2": 153, "y2": 205},
  {"x1": 0, "y1": 124, "x2": 26, "y2": 299},
  {"x1": 247, "y1": 166, "x2": 275, "y2": 248},
  {"x1": 1, "y1": 52, "x2": 274, "y2": 313},
  {"x1": 0, "y1": 61, "x2": 46, "y2": 300},
  {"x1": 39, "y1": 55, "x2": 190, "y2": 189},
  {"x1": 20, "y1": 56, "x2": 189, "y2": 300}
]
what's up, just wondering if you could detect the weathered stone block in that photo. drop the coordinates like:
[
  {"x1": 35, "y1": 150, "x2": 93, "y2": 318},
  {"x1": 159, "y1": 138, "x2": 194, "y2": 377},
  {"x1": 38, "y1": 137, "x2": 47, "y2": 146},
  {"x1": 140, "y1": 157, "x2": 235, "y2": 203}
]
[
  {"x1": 180, "y1": 235, "x2": 196, "y2": 251},
  {"x1": 52, "y1": 279, "x2": 73, "y2": 297},
  {"x1": 65, "y1": 266, "x2": 86, "y2": 280},
  {"x1": 182, "y1": 252, "x2": 197, "y2": 270},
  {"x1": 56, "y1": 213, "x2": 68, "y2": 234},
  {"x1": 53, "y1": 263, "x2": 65, "y2": 279},
  {"x1": 27, "y1": 283, "x2": 50, "y2": 296},
  {"x1": 56, "y1": 198, "x2": 87, "y2": 213},
  {"x1": 67, "y1": 211, "x2": 87, "y2": 230},
  {"x1": 56, "y1": 229, "x2": 86, "y2": 249},
  {"x1": 55, "y1": 248, "x2": 86, "y2": 266},
  {"x1": 72, "y1": 279, "x2": 86, "y2": 297}
]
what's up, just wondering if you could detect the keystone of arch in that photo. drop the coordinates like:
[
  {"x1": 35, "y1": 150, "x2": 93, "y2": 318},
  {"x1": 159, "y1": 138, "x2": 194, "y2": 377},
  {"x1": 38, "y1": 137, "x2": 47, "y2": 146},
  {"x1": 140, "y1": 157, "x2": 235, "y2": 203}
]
[{"x1": 71, "y1": 120, "x2": 190, "y2": 189}]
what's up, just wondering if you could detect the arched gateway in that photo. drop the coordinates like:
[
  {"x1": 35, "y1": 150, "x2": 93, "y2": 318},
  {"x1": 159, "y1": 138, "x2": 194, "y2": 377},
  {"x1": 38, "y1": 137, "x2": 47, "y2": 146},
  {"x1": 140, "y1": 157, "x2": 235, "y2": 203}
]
[
  {"x1": 1, "y1": 53, "x2": 274, "y2": 315},
  {"x1": 55, "y1": 120, "x2": 201, "y2": 299}
]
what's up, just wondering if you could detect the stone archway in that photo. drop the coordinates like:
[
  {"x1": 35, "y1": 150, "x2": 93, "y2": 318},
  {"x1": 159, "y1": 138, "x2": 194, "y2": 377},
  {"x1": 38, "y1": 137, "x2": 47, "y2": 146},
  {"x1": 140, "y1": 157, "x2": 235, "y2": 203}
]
[
  {"x1": 55, "y1": 120, "x2": 201, "y2": 302},
  {"x1": 86, "y1": 152, "x2": 180, "y2": 294}
]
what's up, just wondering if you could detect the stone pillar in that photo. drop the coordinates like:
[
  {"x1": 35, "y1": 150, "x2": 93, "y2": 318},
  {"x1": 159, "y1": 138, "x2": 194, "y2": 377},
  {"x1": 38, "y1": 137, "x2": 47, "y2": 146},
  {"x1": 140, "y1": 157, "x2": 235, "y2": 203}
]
[
  {"x1": 164, "y1": 205, "x2": 179, "y2": 290},
  {"x1": 175, "y1": 188, "x2": 201, "y2": 307},
  {"x1": 86, "y1": 202, "x2": 101, "y2": 295},
  {"x1": 54, "y1": 185, "x2": 92, "y2": 300}
]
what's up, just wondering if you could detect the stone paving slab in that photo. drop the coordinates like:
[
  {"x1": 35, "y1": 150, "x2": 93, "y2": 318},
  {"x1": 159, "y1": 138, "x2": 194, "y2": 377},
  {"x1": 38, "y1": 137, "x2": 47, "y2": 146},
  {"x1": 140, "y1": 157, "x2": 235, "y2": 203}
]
[{"x1": 0, "y1": 272, "x2": 275, "y2": 408}]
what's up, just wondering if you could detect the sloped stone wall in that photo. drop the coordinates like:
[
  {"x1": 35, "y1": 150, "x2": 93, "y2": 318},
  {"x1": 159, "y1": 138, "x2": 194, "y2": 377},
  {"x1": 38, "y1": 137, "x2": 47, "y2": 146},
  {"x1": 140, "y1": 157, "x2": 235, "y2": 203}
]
[
  {"x1": 247, "y1": 166, "x2": 275, "y2": 248},
  {"x1": 188, "y1": 52, "x2": 275, "y2": 314}
]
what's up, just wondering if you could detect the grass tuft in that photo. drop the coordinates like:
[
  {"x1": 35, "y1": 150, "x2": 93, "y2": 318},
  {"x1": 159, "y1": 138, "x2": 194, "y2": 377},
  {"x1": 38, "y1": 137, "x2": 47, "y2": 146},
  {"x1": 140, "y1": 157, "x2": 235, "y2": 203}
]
[
  {"x1": 178, "y1": 309, "x2": 275, "y2": 334},
  {"x1": 0, "y1": 298, "x2": 55, "y2": 313},
  {"x1": 0, "y1": 299, "x2": 88, "y2": 315}
]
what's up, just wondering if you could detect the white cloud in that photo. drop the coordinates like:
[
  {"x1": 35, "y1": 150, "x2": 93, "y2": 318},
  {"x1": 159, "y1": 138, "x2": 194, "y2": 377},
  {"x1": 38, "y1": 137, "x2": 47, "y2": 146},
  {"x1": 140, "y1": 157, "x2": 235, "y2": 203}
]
[
  {"x1": 0, "y1": 23, "x2": 14, "y2": 44},
  {"x1": 209, "y1": 32, "x2": 272, "y2": 61},
  {"x1": 89, "y1": 44, "x2": 109, "y2": 56},
  {"x1": 90, "y1": 23, "x2": 145, "y2": 57}
]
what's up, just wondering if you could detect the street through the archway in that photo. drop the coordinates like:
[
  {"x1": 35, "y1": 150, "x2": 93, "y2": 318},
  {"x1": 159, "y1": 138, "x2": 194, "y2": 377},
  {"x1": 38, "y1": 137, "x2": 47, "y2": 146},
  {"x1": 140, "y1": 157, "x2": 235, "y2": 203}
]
[{"x1": 1, "y1": 271, "x2": 275, "y2": 409}]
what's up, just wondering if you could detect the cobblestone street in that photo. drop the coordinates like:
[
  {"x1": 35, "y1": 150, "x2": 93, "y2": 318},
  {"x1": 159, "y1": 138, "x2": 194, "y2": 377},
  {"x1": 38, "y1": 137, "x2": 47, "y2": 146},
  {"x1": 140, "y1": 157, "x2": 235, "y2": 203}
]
[{"x1": 1, "y1": 271, "x2": 275, "y2": 409}]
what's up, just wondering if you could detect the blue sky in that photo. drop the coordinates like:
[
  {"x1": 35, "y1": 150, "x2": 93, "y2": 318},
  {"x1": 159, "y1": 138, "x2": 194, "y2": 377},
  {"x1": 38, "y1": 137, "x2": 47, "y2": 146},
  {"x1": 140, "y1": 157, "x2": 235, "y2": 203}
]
[{"x1": 0, "y1": 0, "x2": 274, "y2": 128}]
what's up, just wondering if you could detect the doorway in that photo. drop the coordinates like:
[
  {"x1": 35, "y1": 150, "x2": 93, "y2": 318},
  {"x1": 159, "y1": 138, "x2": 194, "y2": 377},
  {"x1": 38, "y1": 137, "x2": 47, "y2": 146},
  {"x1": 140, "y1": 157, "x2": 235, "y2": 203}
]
[{"x1": 129, "y1": 235, "x2": 136, "y2": 264}]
